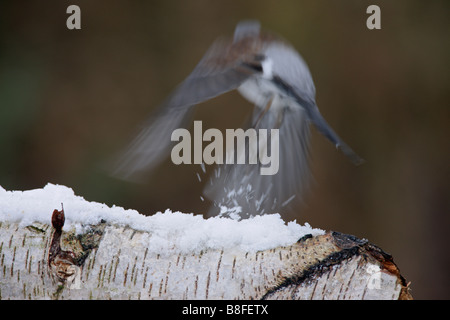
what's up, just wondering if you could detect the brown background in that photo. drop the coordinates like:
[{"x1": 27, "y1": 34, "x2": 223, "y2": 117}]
[{"x1": 0, "y1": 1, "x2": 448, "y2": 299}]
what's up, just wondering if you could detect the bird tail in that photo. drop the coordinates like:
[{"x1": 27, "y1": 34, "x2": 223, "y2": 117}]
[{"x1": 204, "y1": 106, "x2": 311, "y2": 219}]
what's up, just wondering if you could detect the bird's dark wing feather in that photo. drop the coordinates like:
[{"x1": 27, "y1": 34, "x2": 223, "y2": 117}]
[{"x1": 272, "y1": 75, "x2": 364, "y2": 165}]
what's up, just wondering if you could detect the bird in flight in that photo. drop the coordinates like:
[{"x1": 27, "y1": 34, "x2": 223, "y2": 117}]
[{"x1": 112, "y1": 20, "x2": 364, "y2": 219}]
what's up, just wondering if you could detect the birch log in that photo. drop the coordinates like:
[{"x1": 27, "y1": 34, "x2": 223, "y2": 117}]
[{"x1": 0, "y1": 218, "x2": 411, "y2": 300}]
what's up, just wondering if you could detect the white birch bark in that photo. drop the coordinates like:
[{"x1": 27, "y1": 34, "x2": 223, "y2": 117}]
[{"x1": 0, "y1": 219, "x2": 411, "y2": 300}]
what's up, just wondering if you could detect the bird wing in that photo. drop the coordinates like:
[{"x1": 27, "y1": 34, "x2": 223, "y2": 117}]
[
  {"x1": 162, "y1": 39, "x2": 257, "y2": 111},
  {"x1": 111, "y1": 38, "x2": 261, "y2": 181},
  {"x1": 264, "y1": 43, "x2": 364, "y2": 165},
  {"x1": 272, "y1": 75, "x2": 364, "y2": 166}
]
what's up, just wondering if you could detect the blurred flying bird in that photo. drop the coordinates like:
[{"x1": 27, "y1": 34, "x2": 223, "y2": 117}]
[{"x1": 112, "y1": 20, "x2": 364, "y2": 219}]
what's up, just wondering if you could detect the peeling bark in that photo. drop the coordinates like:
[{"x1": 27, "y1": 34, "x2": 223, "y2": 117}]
[{"x1": 0, "y1": 220, "x2": 412, "y2": 300}]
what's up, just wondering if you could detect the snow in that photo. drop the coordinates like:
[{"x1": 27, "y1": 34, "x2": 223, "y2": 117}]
[{"x1": 0, "y1": 183, "x2": 324, "y2": 254}]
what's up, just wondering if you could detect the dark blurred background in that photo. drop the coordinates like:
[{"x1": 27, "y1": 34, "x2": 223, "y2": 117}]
[{"x1": 0, "y1": 0, "x2": 448, "y2": 299}]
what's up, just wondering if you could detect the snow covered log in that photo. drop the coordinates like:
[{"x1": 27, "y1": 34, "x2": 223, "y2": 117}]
[{"x1": 0, "y1": 184, "x2": 412, "y2": 300}]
